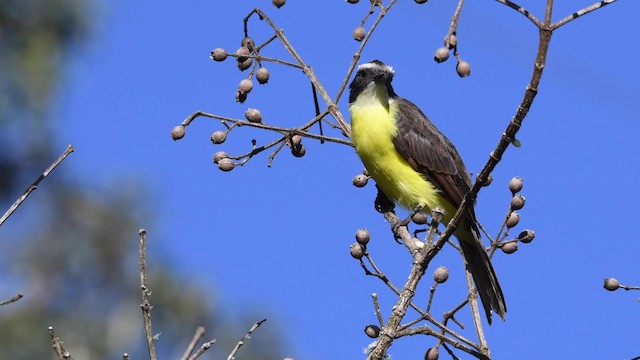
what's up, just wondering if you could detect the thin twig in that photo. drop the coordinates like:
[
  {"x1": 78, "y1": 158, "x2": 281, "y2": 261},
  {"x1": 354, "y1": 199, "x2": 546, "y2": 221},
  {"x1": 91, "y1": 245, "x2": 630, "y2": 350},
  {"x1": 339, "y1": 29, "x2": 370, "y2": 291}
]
[
  {"x1": 0, "y1": 145, "x2": 75, "y2": 227},
  {"x1": 181, "y1": 111, "x2": 351, "y2": 146},
  {"x1": 620, "y1": 284, "x2": 640, "y2": 291},
  {"x1": 246, "y1": 8, "x2": 352, "y2": 137},
  {"x1": 444, "y1": 0, "x2": 465, "y2": 48},
  {"x1": 493, "y1": 0, "x2": 543, "y2": 28},
  {"x1": 226, "y1": 319, "x2": 267, "y2": 360},
  {"x1": 461, "y1": 259, "x2": 488, "y2": 353},
  {"x1": 426, "y1": 282, "x2": 438, "y2": 313},
  {"x1": 393, "y1": 325, "x2": 485, "y2": 359},
  {"x1": 442, "y1": 298, "x2": 469, "y2": 330},
  {"x1": 49, "y1": 326, "x2": 74, "y2": 360},
  {"x1": 371, "y1": 293, "x2": 385, "y2": 327},
  {"x1": 138, "y1": 229, "x2": 158, "y2": 360},
  {"x1": 0, "y1": 293, "x2": 23, "y2": 305},
  {"x1": 267, "y1": 136, "x2": 290, "y2": 167},
  {"x1": 552, "y1": 0, "x2": 617, "y2": 29},
  {"x1": 180, "y1": 326, "x2": 206, "y2": 360},
  {"x1": 188, "y1": 339, "x2": 217, "y2": 360},
  {"x1": 227, "y1": 52, "x2": 303, "y2": 69}
]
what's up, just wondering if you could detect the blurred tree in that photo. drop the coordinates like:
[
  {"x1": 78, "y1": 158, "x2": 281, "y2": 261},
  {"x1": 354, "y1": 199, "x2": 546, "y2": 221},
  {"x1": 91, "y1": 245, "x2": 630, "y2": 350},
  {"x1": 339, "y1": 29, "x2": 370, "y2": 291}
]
[
  {"x1": 0, "y1": 1, "x2": 284, "y2": 359},
  {"x1": 0, "y1": 0, "x2": 90, "y2": 196}
]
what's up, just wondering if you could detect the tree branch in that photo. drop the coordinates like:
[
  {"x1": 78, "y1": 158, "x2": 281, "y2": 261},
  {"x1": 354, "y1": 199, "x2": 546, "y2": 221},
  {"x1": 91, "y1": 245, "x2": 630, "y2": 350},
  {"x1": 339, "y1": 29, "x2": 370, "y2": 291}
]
[
  {"x1": 138, "y1": 229, "x2": 158, "y2": 360},
  {"x1": 0, "y1": 144, "x2": 74, "y2": 228},
  {"x1": 49, "y1": 326, "x2": 74, "y2": 360},
  {"x1": 226, "y1": 319, "x2": 267, "y2": 360},
  {"x1": 552, "y1": 0, "x2": 617, "y2": 30},
  {"x1": 493, "y1": 0, "x2": 543, "y2": 28},
  {"x1": 180, "y1": 326, "x2": 206, "y2": 360},
  {"x1": 0, "y1": 293, "x2": 23, "y2": 306}
]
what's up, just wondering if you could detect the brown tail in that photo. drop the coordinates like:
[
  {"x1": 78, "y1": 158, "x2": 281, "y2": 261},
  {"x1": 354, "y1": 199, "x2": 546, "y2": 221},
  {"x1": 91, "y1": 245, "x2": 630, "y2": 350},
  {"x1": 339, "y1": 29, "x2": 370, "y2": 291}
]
[{"x1": 456, "y1": 221, "x2": 507, "y2": 325}]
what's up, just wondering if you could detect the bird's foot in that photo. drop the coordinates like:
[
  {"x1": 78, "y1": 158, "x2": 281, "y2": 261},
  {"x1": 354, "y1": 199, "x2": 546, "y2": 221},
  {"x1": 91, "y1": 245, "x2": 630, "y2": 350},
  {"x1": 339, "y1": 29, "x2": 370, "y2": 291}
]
[
  {"x1": 391, "y1": 206, "x2": 423, "y2": 242},
  {"x1": 374, "y1": 186, "x2": 395, "y2": 214}
]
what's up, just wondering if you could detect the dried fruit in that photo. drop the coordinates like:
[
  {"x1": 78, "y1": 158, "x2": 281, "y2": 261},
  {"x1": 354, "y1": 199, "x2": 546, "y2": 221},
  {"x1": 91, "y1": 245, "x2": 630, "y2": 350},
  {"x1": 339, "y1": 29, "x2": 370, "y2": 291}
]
[
  {"x1": 235, "y1": 46, "x2": 250, "y2": 62},
  {"x1": 237, "y1": 57, "x2": 252, "y2": 71},
  {"x1": 364, "y1": 325, "x2": 380, "y2": 338},
  {"x1": 241, "y1": 37, "x2": 254, "y2": 49},
  {"x1": 218, "y1": 158, "x2": 235, "y2": 172},
  {"x1": 213, "y1": 151, "x2": 229, "y2": 164},
  {"x1": 603, "y1": 278, "x2": 620, "y2": 291},
  {"x1": 238, "y1": 79, "x2": 253, "y2": 94},
  {"x1": 433, "y1": 266, "x2": 449, "y2": 283},
  {"x1": 510, "y1": 195, "x2": 526, "y2": 211},
  {"x1": 350, "y1": 243, "x2": 364, "y2": 259},
  {"x1": 291, "y1": 135, "x2": 302, "y2": 147},
  {"x1": 211, "y1": 48, "x2": 228, "y2": 62},
  {"x1": 171, "y1": 125, "x2": 185, "y2": 140},
  {"x1": 352, "y1": 174, "x2": 368, "y2": 188},
  {"x1": 518, "y1": 229, "x2": 535, "y2": 243},
  {"x1": 353, "y1": 26, "x2": 365, "y2": 41},
  {"x1": 456, "y1": 60, "x2": 471, "y2": 77},
  {"x1": 434, "y1": 47, "x2": 449, "y2": 63},
  {"x1": 256, "y1": 67, "x2": 270, "y2": 84},
  {"x1": 425, "y1": 347, "x2": 439, "y2": 360},
  {"x1": 501, "y1": 242, "x2": 518, "y2": 254},
  {"x1": 411, "y1": 212, "x2": 428, "y2": 225},
  {"x1": 210, "y1": 131, "x2": 227, "y2": 144},
  {"x1": 506, "y1": 212, "x2": 520, "y2": 228},
  {"x1": 447, "y1": 33, "x2": 457, "y2": 49},
  {"x1": 509, "y1": 177, "x2": 523, "y2": 194},
  {"x1": 236, "y1": 91, "x2": 247, "y2": 103},
  {"x1": 355, "y1": 228, "x2": 370, "y2": 245},
  {"x1": 245, "y1": 108, "x2": 262, "y2": 123},
  {"x1": 291, "y1": 144, "x2": 306, "y2": 158}
]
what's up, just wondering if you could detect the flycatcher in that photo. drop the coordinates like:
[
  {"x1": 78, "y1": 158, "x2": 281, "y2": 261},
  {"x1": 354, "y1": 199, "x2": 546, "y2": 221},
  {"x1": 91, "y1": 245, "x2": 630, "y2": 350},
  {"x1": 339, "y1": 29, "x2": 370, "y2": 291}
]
[{"x1": 348, "y1": 60, "x2": 506, "y2": 323}]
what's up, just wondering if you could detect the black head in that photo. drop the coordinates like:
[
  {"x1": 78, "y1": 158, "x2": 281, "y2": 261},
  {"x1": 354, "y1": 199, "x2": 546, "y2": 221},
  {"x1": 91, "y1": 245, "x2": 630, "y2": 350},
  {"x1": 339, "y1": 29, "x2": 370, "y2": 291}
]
[{"x1": 349, "y1": 60, "x2": 395, "y2": 104}]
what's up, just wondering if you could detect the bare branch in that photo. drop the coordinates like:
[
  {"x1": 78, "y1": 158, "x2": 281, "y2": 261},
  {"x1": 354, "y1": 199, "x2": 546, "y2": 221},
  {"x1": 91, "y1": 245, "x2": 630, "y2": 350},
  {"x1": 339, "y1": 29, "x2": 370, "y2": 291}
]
[
  {"x1": 246, "y1": 8, "x2": 352, "y2": 137},
  {"x1": 180, "y1": 326, "x2": 206, "y2": 360},
  {"x1": 553, "y1": 0, "x2": 617, "y2": 30},
  {"x1": 493, "y1": 0, "x2": 543, "y2": 28},
  {"x1": 181, "y1": 111, "x2": 352, "y2": 147},
  {"x1": 394, "y1": 325, "x2": 486, "y2": 359},
  {"x1": 371, "y1": 293, "x2": 385, "y2": 327},
  {"x1": 138, "y1": 229, "x2": 158, "y2": 360},
  {"x1": 0, "y1": 293, "x2": 23, "y2": 306},
  {"x1": 226, "y1": 319, "x2": 267, "y2": 360},
  {"x1": 462, "y1": 261, "x2": 488, "y2": 353},
  {"x1": 188, "y1": 339, "x2": 217, "y2": 360},
  {"x1": 0, "y1": 144, "x2": 75, "y2": 228},
  {"x1": 49, "y1": 326, "x2": 74, "y2": 360}
]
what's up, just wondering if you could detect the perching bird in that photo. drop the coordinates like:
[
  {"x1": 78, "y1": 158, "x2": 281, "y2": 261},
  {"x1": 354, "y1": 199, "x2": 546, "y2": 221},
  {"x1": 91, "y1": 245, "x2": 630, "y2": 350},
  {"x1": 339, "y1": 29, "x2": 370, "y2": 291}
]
[{"x1": 348, "y1": 60, "x2": 506, "y2": 323}]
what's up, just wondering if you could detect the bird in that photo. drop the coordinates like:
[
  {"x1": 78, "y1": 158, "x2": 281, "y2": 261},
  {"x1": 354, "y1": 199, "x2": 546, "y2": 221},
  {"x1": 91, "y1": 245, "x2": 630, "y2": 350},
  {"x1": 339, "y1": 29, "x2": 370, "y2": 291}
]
[{"x1": 348, "y1": 60, "x2": 506, "y2": 324}]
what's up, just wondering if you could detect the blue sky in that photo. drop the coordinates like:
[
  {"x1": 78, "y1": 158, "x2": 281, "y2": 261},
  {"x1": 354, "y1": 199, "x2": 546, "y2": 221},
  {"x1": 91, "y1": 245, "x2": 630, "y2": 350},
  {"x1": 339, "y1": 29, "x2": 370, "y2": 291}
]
[{"x1": 44, "y1": 1, "x2": 640, "y2": 358}]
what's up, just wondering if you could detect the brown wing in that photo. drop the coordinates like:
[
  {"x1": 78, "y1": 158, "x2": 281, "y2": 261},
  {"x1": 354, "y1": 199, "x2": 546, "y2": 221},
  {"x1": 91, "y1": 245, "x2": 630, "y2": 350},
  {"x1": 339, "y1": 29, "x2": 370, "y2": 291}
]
[
  {"x1": 393, "y1": 97, "x2": 507, "y2": 323},
  {"x1": 392, "y1": 97, "x2": 472, "y2": 211}
]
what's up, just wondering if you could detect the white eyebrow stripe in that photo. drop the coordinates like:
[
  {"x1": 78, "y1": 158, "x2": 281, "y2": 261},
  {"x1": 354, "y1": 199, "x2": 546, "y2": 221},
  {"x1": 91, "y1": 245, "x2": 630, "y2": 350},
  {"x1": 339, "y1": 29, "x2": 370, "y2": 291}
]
[{"x1": 357, "y1": 62, "x2": 394, "y2": 74}]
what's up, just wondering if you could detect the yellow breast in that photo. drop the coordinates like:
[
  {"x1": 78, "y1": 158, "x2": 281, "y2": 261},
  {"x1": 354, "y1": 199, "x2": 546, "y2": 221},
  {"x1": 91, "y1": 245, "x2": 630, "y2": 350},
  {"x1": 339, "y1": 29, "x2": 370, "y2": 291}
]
[{"x1": 350, "y1": 99, "x2": 451, "y2": 216}]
